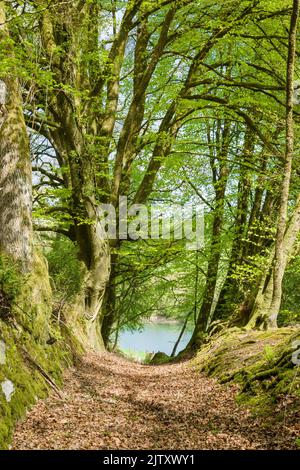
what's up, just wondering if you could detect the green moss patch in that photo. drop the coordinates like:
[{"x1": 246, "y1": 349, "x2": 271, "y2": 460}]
[
  {"x1": 193, "y1": 327, "x2": 300, "y2": 415},
  {"x1": 0, "y1": 318, "x2": 83, "y2": 449},
  {"x1": 0, "y1": 252, "x2": 83, "y2": 449}
]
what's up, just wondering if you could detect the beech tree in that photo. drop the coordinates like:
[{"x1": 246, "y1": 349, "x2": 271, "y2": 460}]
[
  {"x1": 13, "y1": 0, "x2": 266, "y2": 348},
  {"x1": 0, "y1": 1, "x2": 32, "y2": 272},
  {"x1": 266, "y1": 0, "x2": 300, "y2": 328},
  {"x1": 1, "y1": 0, "x2": 299, "y2": 352}
]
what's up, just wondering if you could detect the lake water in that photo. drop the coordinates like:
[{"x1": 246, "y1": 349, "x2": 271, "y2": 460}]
[{"x1": 118, "y1": 322, "x2": 192, "y2": 359}]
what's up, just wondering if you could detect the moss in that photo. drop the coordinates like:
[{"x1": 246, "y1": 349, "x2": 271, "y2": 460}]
[
  {"x1": 148, "y1": 351, "x2": 171, "y2": 365},
  {"x1": 0, "y1": 254, "x2": 24, "y2": 320},
  {"x1": 12, "y1": 252, "x2": 52, "y2": 341},
  {"x1": 0, "y1": 252, "x2": 83, "y2": 449},
  {"x1": 0, "y1": 317, "x2": 82, "y2": 449},
  {"x1": 193, "y1": 327, "x2": 300, "y2": 416}
]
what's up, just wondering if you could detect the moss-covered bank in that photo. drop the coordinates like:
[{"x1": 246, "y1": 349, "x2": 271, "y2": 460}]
[
  {"x1": 0, "y1": 253, "x2": 83, "y2": 449},
  {"x1": 193, "y1": 327, "x2": 300, "y2": 416}
]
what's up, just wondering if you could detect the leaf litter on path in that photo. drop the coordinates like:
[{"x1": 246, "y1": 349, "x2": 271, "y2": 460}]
[{"x1": 12, "y1": 353, "x2": 299, "y2": 450}]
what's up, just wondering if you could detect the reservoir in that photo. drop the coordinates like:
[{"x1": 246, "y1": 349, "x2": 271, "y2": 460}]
[{"x1": 118, "y1": 321, "x2": 192, "y2": 360}]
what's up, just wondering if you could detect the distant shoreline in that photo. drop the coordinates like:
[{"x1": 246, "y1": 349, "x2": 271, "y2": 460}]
[{"x1": 146, "y1": 315, "x2": 182, "y2": 325}]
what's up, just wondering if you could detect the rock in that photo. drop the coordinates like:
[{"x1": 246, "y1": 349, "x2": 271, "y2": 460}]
[{"x1": 150, "y1": 351, "x2": 170, "y2": 364}]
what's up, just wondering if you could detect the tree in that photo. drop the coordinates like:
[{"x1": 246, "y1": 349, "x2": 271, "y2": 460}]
[
  {"x1": 3, "y1": 0, "x2": 299, "y2": 353},
  {"x1": 17, "y1": 0, "x2": 265, "y2": 348},
  {"x1": 241, "y1": 0, "x2": 300, "y2": 330},
  {"x1": 267, "y1": 0, "x2": 300, "y2": 327},
  {"x1": 0, "y1": 1, "x2": 32, "y2": 272}
]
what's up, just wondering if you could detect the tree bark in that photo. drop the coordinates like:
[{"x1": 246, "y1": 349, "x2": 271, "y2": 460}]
[
  {"x1": 246, "y1": 194, "x2": 300, "y2": 329},
  {"x1": 213, "y1": 131, "x2": 254, "y2": 323},
  {"x1": 186, "y1": 121, "x2": 230, "y2": 349},
  {"x1": 101, "y1": 252, "x2": 118, "y2": 348},
  {"x1": 266, "y1": 0, "x2": 299, "y2": 328},
  {"x1": 0, "y1": 2, "x2": 32, "y2": 272}
]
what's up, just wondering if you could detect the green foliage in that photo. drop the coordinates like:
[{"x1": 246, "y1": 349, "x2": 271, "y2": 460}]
[
  {"x1": 111, "y1": 239, "x2": 202, "y2": 338},
  {"x1": 279, "y1": 254, "x2": 300, "y2": 326},
  {"x1": 0, "y1": 255, "x2": 23, "y2": 319},
  {"x1": 230, "y1": 253, "x2": 267, "y2": 291},
  {"x1": 45, "y1": 237, "x2": 84, "y2": 302},
  {"x1": 4, "y1": 0, "x2": 300, "y2": 342}
]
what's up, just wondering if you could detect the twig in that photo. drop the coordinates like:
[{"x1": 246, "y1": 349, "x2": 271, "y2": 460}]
[{"x1": 20, "y1": 347, "x2": 64, "y2": 400}]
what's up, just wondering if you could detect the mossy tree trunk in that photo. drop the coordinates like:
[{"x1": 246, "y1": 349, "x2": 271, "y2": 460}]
[
  {"x1": 101, "y1": 252, "x2": 118, "y2": 348},
  {"x1": 34, "y1": 1, "x2": 178, "y2": 348},
  {"x1": 246, "y1": 195, "x2": 300, "y2": 329},
  {"x1": 266, "y1": 0, "x2": 300, "y2": 328},
  {"x1": 36, "y1": 2, "x2": 115, "y2": 349},
  {"x1": 245, "y1": 0, "x2": 300, "y2": 330},
  {"x1": 27, "y1": 1, "x2": 266, "y2": 351},
  {"x1": 207, "y1": 3, "x2": 300, "y2": 334},
  {"x1": 0, "y1": 2, "x2": 55, "y2": 346},
  {"x1": 46, "y1": 104, "x2": 111, "y2": 350},
  {"x1": 186, "y1": 120, "x2": 230, "y2": 349},
  {"x1": 212, "y1": 131, "x2": 255, "y2": 323},
  {"x1": 0, "y1": 2, "x2": 32, "y2": 272}
]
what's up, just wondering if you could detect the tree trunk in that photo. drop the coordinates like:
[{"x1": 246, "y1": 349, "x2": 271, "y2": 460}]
[
  {"x1": 101, "y1": 252, "x2": 118, "y2": 348},
  {"x1": 81, "y1": 225, "x2": 111, "y2": 351},
  {"x1": 186, "y1": 122, "x2": 229, "y2": 349},
  {"x1": 68, "y1": 201, "x2": 111, "y2": 352},
  {"x1": 267, "y1": 0, "x2": 299, "y2": 328},
  {"x1": 0, "y1": 3, "x2": 32, "y2": 272},
  {"x1": 246, "y1": 194, "x2": 300, "y2": 329},
  {"x1": 213, "y1": 131, "x2": 254, "y2": 322}
]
